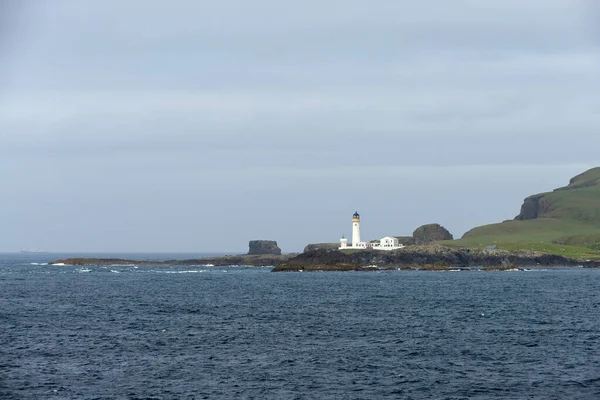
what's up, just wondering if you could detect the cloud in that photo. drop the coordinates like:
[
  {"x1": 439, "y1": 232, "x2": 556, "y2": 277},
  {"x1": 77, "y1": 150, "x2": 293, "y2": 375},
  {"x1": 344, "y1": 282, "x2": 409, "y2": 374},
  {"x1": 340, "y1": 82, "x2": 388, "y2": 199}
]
[
  {"x1": 0, "y1": 0, "x2": 598, "y2": 251},
  {"x1": 4, "y1": 0, "x2": 597, "y2": 91}
]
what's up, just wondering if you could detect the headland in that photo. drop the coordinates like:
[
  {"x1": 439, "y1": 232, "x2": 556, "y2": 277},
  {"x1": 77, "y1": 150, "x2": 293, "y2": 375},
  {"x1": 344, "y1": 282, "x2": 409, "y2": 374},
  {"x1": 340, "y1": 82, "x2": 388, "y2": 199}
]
[{"x1": 50, "y1": 168, "x2": 600, "y2": 271}]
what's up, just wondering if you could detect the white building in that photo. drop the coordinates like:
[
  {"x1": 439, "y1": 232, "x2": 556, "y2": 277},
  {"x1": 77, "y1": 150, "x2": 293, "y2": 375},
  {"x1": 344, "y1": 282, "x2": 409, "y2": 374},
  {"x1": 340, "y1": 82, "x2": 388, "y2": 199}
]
[{"x1": 339, "y1": 212, "x2": 405, "y2": 251}]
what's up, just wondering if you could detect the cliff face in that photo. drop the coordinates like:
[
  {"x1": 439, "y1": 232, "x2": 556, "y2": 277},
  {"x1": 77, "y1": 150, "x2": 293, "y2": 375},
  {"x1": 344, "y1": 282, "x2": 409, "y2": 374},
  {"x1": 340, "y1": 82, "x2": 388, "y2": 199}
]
[
  {"x1": 460, "y1": 167, "x2": 600, "y2": 247},
  {"x1": 560, "y1": 169, "x2": 600, "y2": 191},
  {"x1": 514, "y1": 167, "x2": 600, "y2": 221},
  {"x1": 514, "y1": 193, "x2": 553, "y2": 220},
  {"x1": 412, "y1": 224, "x2": 453, "y2": 244},
  {"x1": 248, "y1": 240, "x2": 282, "y2": 255}
]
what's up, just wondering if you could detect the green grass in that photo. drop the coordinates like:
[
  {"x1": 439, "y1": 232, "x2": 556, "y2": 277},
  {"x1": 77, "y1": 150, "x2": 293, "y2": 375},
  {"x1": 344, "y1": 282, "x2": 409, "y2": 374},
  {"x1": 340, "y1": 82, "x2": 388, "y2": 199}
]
[
  {"x1": 553, "y1": 233, "x2": 600, "y2": 247},
  {"x1": 458, "y1": 218, "x2": 600, "y2": 245},
  {"x1": 440, "y1": 239, "x2": 600, "y2": 261},
  {"x1": 340, "y1": 249, "x2": 368, "y2": 255},
  {"x1": 440, "y1": 218, "x2": 600, "y2": 261},
  {"x1": 497, "y1": 243, "x2": 600, "y2": 260},
  {"x1": 438, "y1": 168, "x2": 600, "y2": 260}
]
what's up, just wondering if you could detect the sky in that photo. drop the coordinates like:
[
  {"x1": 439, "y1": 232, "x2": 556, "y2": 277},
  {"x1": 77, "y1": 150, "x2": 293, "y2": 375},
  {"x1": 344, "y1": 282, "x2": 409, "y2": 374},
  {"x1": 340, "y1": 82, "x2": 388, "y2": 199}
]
[{"x1": 0, "y1": 0, "x2": 599, "y2": 253}]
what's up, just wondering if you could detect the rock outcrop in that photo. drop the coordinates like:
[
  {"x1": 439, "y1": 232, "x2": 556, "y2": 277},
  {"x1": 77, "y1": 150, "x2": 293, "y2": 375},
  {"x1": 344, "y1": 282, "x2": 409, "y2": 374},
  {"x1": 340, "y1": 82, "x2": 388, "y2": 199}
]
[
  {"x1": 303, "y1": 243, "x2": 340, "y2": 253},
  {"x1": 515, "y1": 167, "x2": 600, "y2": 221},
  {"x1": 248, "y1": 240, "x2": 282, "y2": 255},
  {"x1": 52, "y1": 254, "x2": 294, "y2": 267},
  {"x1": 558, "y1": 169, "x2": 600, "y2": 191},
  {"x1": 412, "y1": 224, "x2": 453, "y2": 244},
  {"x1": 514, "y1": 193, "x2": 553, "y2": 220},
  {"x1": 273, "y1": 246, "x2": 590, "y2": 272}
]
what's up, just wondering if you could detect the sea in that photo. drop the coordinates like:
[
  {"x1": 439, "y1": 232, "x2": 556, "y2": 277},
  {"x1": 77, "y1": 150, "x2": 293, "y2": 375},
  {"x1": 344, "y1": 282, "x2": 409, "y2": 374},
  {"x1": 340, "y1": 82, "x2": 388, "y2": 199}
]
[{"x1": 1, "y1": 252, "x2": 600, "y2": 399}]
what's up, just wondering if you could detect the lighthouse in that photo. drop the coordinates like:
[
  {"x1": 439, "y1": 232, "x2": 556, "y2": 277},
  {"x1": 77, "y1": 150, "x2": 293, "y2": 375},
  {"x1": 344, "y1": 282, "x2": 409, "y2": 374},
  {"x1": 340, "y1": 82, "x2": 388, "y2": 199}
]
[
  {"x1": 352, "y1": 211, "x2": 361, "y2": 247},
  {"x1": 339, "y1": 211, "x2": 404, "y2": 251}
]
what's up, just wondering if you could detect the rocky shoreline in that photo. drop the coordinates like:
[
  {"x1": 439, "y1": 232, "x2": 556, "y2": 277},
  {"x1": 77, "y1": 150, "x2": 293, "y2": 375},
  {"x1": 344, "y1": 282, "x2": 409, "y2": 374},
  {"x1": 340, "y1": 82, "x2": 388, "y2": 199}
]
[
  {"x1": 49, "y1": 245, "x2": 600, "y2": 271},
  {"x1": 51, "y1": 254, "x2": 293, "y2": 267},
  {"x1": 272, "y1": 245, "x2": 600, "y2": 272}
]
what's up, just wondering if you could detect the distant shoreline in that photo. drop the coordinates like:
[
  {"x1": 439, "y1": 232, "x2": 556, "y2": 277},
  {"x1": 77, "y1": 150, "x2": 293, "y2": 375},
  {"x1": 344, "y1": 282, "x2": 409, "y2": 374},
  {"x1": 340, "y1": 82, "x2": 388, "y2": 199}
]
[
  {"x1": 49, "y1": 254, "x2": 293, "y2": 267},
  {"x1": 47, "y1": 245, "x2": 600, "y2": 271}
]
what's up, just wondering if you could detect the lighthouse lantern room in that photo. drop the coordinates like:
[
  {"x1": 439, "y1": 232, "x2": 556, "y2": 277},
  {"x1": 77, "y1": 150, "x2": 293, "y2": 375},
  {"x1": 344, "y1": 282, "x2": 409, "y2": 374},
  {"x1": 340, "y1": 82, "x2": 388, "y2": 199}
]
[{"x1": 352, "y1": 211, "x2": 361, "y2": 247}]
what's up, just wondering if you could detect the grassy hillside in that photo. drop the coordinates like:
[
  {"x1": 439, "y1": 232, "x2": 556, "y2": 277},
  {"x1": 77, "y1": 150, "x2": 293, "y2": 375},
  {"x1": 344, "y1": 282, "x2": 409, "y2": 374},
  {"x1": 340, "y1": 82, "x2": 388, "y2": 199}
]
[{"x1": 445, "y1": 167, "x2": 600, "y2": 260}]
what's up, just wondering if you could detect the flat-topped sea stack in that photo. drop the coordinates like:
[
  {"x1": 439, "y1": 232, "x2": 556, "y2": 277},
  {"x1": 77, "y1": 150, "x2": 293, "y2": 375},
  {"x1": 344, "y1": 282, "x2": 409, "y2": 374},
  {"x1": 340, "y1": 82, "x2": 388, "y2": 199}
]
[{"x1": 248, "y1": 240, "x2": 282, "y2": 255}]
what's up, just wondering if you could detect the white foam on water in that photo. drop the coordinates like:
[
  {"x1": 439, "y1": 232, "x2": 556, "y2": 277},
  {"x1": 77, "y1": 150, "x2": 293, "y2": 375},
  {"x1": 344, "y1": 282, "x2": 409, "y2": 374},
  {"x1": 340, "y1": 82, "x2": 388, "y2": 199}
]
[
  {"x1": 161, "y1": 270, "x2": 207, "y2": 274},
  {"x1": 110, "y1": 270, "x2": 120, "y2": 273},
  {"x1": 29, "y1": 262, "x2": 48, "y2": 266},
  {"x1": 52, "y1": 263, "x2": 66, "y2": 266}
]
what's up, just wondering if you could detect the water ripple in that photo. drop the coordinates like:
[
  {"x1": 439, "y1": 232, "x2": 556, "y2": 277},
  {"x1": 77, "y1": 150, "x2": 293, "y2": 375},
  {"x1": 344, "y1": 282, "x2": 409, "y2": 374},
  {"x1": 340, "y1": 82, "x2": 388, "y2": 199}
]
[{"x1": 1, "y1": 259, "x2": 600, "y2": 399}]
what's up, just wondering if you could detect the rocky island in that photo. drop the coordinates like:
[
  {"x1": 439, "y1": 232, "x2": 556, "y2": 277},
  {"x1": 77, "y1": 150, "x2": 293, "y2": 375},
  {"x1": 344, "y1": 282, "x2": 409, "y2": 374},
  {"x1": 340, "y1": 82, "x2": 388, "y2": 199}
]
[
  {"x1": 52, "y1": 254, "x2": 292, "y2": 267},
  {"x1": 52, "y1": 240, "x2": 293, "y2": 267},
  {"x1": 53, "y1": 245, "x2": 596, "y2": 271},
  {"x1": 272, "y1": 245, "x2": 598, "y2": 272},
  {"x1": 247, "y1": 240, "x2": 281, "y2": 255}
]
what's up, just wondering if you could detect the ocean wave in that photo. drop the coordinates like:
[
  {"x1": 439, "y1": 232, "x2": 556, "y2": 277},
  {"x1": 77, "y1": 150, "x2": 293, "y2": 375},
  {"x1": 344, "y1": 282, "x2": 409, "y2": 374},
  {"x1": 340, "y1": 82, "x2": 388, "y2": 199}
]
[
  {"x1": 160, "y1": 270, "x2": 207, "y2": 274},
  {"x1": 29, "y1": 262, "x2": 48, "y2": 266}
]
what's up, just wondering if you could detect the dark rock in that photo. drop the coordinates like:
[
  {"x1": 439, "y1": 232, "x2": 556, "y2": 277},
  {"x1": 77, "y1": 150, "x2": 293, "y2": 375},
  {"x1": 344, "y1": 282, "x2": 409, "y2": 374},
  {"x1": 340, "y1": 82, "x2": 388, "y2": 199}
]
[
  {"x1": 514, "y1": 193, "x2": 553, "y2": 220},
  {"x1": 303, "y1": 243, "x2": 340, "y2": 252},
  {"x1": 412, "y1": 224, "x2": 453, "y2": 244},
  {"x1": 51, "y1": 254, "x2": 295, "y2": 267},
  {"x1": 501, "y1": 257, "x2": 513, "y2": 267},
  {"x1": 272, "y1": 245, "x2": 590, "y2": 272},
  {"x1": 556, "y1": 168, "x2": 600, "y2": 191},
  {"x1": 248, "y1": 240, "x2": 281, "y2": 255}
]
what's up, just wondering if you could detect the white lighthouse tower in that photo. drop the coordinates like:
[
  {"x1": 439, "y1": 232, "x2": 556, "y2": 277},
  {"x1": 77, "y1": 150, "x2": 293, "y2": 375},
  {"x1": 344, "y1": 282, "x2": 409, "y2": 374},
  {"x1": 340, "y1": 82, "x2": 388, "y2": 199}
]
[{"x1": 352, "y1": 211, "x2": 361, "y2": 247}]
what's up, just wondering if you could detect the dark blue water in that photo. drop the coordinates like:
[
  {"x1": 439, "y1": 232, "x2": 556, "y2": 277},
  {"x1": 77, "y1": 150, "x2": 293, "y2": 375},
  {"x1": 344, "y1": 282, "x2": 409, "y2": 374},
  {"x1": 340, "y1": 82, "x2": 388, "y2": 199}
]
[{"x1": 1, "y1": 253, "x2": 600, "y2": 399}]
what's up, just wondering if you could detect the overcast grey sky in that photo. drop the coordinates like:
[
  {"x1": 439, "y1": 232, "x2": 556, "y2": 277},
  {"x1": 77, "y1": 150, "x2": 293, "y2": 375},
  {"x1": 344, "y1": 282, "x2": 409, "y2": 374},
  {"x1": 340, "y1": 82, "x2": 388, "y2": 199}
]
[{"x1": 0, "y1": 0, "x2": 599, "y2": 252}]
